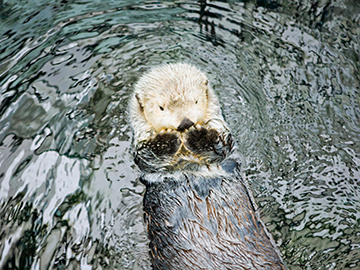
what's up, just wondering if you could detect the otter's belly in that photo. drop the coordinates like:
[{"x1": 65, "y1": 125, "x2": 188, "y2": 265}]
[{"x1": 141, "y1": 161, "x2": 285, "y2": 270}]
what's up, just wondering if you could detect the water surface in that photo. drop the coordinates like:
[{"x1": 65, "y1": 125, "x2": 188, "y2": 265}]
[{"x1": 0, "y1": 0, "x2": 359, "y2": 269}]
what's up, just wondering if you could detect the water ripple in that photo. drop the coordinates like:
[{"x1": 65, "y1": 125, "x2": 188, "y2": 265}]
[{"x1": 0, "y1": 0, "x2": 359, "y2": 269}]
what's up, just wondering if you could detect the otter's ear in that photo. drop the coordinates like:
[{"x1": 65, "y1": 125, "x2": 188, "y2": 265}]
[{"x1": 135, "y1": 94, "x2": 144, "y2": 112}]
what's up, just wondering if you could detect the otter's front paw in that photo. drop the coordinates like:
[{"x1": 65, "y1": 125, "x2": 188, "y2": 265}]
[
  {"x1": 184, "y1": 127, "x2": 233, "y2": 161},
  {"x1": 143, "y1": 132, "x2": 181, "y2": 157},
  {"x1": 184, "y1": 127, "x2": 219, "y2": 153}
]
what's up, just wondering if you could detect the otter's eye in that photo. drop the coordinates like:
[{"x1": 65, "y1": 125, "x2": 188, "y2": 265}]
[
  {"x1": 195, "y1": 100, "x2": 198, "y2": 104},
  {"x1": 159, "y1": 106, "x2": 164, "y2": 111}
]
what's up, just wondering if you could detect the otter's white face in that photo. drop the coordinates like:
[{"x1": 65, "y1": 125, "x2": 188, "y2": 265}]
[
  {"x1": 133, "y1": 63, "x2": 210, "y2": 133},
  {"x1": 141, "y1": 86, "x2": 207, "y2": 131}
]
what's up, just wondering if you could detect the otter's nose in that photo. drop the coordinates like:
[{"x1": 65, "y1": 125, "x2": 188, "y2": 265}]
[{"x1": 177, "y1": 117, "x2": 194, "y2": 131}]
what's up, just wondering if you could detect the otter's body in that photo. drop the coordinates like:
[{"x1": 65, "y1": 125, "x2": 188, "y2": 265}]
[
  {"x1": 130, "y1": 63, "x2": 285, "y2": 269},
  {"x1": 142, "y1": 162, "x2": 284, "y2": 270}
]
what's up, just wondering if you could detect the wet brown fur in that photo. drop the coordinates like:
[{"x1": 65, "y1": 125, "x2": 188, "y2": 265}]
[{"x1": 141, "y1": 164, "x2": 285, "y2": 269}]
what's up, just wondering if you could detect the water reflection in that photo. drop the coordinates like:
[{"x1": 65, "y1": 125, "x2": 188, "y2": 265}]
[{"x1": 0, "y1": 0, "x2": 359, "y2": 269}]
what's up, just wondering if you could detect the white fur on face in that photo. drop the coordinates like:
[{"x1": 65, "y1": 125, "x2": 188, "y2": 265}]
[
  {"x1": 135, "y1": 63, "x2": 208, "y2": 131},
  {"x1": 142, "y1": 88, "x2": 207, "y2": 131},
  {"x1": 130, "y1": 63, "x2": 229, "y2": 144}
]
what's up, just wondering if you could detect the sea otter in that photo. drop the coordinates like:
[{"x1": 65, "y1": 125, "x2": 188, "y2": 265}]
[{"x1": 130, "y1": 63, "x2": 286, "y2": 269}]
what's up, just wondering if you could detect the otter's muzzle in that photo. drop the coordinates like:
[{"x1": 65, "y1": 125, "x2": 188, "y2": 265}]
[{"x1": 177, "y1": 117, "x2": 194, "y2": 132}]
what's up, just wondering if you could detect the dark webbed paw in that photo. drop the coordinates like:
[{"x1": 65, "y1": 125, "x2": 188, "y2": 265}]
[
  {"x1": 184, "y1": 127, "x2": 219, "y2": 153},
  {"x1": 184, "y1": 127, "x2": 233, "y2": 162},
  {"x1": 142, "y1": 132, "x2": 181, "y2": 157},
  {"x1": 135, "y1": 132, "x2": 181, "y2": 172}
]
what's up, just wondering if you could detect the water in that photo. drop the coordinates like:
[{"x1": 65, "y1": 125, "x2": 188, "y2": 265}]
[{"x1": 0, "y1": 0, "x2": 359, "y2": 269}]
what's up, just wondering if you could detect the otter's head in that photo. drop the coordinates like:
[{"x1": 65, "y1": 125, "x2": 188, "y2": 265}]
[{"x1": 133, "y1": 63, "x2": 209, "y2": 132}]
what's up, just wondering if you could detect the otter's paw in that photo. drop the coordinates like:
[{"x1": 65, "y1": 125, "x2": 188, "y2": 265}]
[
  {"x1": 184, "y1": 127, "x2": 233, "y2": 161},
  {"x1": 143, "y1": 132, "x2": 181, "y2": 157},
  {"x1": 184, "y1": 127, "x2": 218, "y2": 153}
]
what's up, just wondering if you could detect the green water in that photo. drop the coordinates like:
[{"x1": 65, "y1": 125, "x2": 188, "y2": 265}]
[{"x1": 0, "y1": 0, "x2": 359, "y2": 269}]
